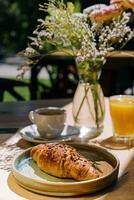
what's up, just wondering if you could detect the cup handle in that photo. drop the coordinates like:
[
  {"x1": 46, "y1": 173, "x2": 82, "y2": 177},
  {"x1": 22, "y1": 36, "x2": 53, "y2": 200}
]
[{"x1": 29, "y1": 111, "x2": 35, "y2": 123}]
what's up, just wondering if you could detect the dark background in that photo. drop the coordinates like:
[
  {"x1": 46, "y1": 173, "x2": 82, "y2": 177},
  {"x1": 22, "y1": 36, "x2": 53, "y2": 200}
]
[
  {"x1": 0, "y1": 0, "x2": 133, "y2": 101},
  {"x1": 0, "y1": 0, "x2": 133, "y2": 56},
  {"x1": 0, "y1": 0, "x2": 43, "y2": 56}
]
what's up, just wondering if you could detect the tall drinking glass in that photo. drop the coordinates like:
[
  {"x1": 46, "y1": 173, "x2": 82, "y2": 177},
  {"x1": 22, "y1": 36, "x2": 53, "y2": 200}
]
[{"x1": 109, "y1": 95, "x2": 134, "y2": 149}]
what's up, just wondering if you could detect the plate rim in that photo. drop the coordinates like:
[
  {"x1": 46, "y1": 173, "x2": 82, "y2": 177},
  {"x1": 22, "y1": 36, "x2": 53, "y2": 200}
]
[{"x1": 12, "y1": 143, "x2": 120, "y2": 186}]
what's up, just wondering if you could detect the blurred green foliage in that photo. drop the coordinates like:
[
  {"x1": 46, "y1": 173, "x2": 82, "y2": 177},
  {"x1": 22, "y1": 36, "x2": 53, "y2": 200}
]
[
  {"x1": 0, "y1": 0, "x2": 43, "y2": 54},
  {"x1": 0, "y1": 0, "x2": 132, "y2": 55},
  {"x1": 0, "y1": 0, "x2": 81, "y2": 55},
  {"x1": 3, "y1": 78, "x2": 51, "y2": 102}
]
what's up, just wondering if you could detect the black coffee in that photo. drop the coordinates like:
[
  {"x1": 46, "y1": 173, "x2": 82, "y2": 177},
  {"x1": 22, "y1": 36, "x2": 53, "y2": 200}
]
[{"x1": 37, "y1": 109, "x2": 64, "y2": 115}]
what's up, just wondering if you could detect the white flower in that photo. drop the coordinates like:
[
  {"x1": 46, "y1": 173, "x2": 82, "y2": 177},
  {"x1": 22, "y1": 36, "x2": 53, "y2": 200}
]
[{"x1": 24, "y1": 0, "x2": 134, "y2": 81}]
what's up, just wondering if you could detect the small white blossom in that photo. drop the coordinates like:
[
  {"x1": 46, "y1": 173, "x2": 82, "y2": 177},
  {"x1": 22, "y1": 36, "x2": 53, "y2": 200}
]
[{"x1": 24, "y1": 0, "x2": 134, "y2": 82}]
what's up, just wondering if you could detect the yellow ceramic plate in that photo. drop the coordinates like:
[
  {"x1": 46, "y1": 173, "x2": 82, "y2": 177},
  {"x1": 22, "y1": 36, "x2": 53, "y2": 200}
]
[{"x1": 12, "y1": 144, "x2": 119, "y2": 196}]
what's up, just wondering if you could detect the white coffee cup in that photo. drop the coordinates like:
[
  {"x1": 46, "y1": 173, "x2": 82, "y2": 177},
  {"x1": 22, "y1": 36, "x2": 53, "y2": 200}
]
[{"x1": 29, "y1": 107, "x2": 66, "y2": 139}]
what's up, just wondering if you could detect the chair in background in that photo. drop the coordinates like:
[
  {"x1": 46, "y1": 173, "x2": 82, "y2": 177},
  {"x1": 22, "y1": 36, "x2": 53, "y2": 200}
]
[
  {"x1": 29, "y1": 51, "x2": 134, "y2": 99},
  {"x1": 0, "y1": 78, "x2": 30, "y2": 101},
  {"x1": 29, "y1": 53, "x2": 79, "y2": 100},
  {"x1": 100, "y1": 51, "x2": 134, "y2": 96}
]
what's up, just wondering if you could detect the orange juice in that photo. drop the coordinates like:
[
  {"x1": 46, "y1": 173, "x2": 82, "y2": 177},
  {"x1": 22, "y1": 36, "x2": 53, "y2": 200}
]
[{"x1": 109, "y1": 95, "x2": 134, "y2": 137}]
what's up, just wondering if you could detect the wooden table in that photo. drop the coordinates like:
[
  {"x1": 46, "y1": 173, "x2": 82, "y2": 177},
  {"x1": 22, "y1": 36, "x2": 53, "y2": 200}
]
[{"x1": 0, "y1": 98, "x2": 134, "y2": 200}]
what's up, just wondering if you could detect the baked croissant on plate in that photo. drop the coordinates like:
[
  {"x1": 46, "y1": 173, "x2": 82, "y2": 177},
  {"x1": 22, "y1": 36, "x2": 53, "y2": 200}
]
[{"x1": 30, "y1": 143, "x2": 99, "y2": 181}]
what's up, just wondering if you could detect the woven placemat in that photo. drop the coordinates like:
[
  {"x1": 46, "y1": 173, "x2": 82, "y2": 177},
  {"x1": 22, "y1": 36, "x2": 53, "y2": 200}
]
[{"x1": 0, "y1": 133, "x2": 33, "y2": 171}]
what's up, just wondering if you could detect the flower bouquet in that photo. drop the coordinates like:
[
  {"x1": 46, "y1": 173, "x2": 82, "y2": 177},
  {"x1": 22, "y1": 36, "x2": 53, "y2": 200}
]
[{"x1": 22, "y1": 0, "x2": 134, "y2": 136}]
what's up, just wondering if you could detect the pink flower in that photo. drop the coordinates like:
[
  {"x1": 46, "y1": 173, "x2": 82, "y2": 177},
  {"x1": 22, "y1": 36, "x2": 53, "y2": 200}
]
[
  {"x1": 89, "y1": 4, "x2": 122, "y2": 23},
  {"x1": 110, "y1": 0, "x2": 134, "y2": 10}
]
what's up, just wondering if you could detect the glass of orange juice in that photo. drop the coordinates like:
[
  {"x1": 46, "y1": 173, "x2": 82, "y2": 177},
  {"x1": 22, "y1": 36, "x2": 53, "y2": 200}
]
[{"x1": 108, "y1": 95, "x2": 134, "y2": 149}]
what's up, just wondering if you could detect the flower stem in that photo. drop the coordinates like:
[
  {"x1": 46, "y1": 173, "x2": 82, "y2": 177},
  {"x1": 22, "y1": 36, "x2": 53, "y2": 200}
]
[
  {"x1": 91, "y1": 83, "x2": 99, "y2": 129},
  {"x1": 96, "y1": 87, "x2": 104, "y2": 119},
  {"x1": 85, "y1": 85, "x2": 95, "y2": 121},
  {"x1": 74, "y1": 85, "x2": 89, "y2": 121},
  {"x1": 74, "y1": 82, "x2": 104, "y2": 129}
]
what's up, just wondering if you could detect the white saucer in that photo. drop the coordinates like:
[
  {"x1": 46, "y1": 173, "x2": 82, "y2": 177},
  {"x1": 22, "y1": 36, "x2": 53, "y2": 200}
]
[{"x1": 19, "y1": 124, "x2": 80, "y2": 143}]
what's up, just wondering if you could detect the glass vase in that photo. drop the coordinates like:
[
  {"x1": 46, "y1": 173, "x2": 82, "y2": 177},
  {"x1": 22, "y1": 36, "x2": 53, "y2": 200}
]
[{"x1": 72, "y1": 81, "x2": 105, "y2": 139}]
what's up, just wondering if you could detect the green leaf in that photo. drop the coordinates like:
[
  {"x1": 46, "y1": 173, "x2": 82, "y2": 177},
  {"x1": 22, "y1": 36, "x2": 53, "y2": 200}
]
[{"x1": 67, "y1": 2, "x2": 74, "y2": 13}]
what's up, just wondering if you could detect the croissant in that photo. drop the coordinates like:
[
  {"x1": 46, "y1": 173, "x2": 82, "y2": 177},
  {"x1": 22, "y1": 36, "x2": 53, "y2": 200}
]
[{"x1": 30, "y1": 143, "x2": 99, "y2": 181}]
